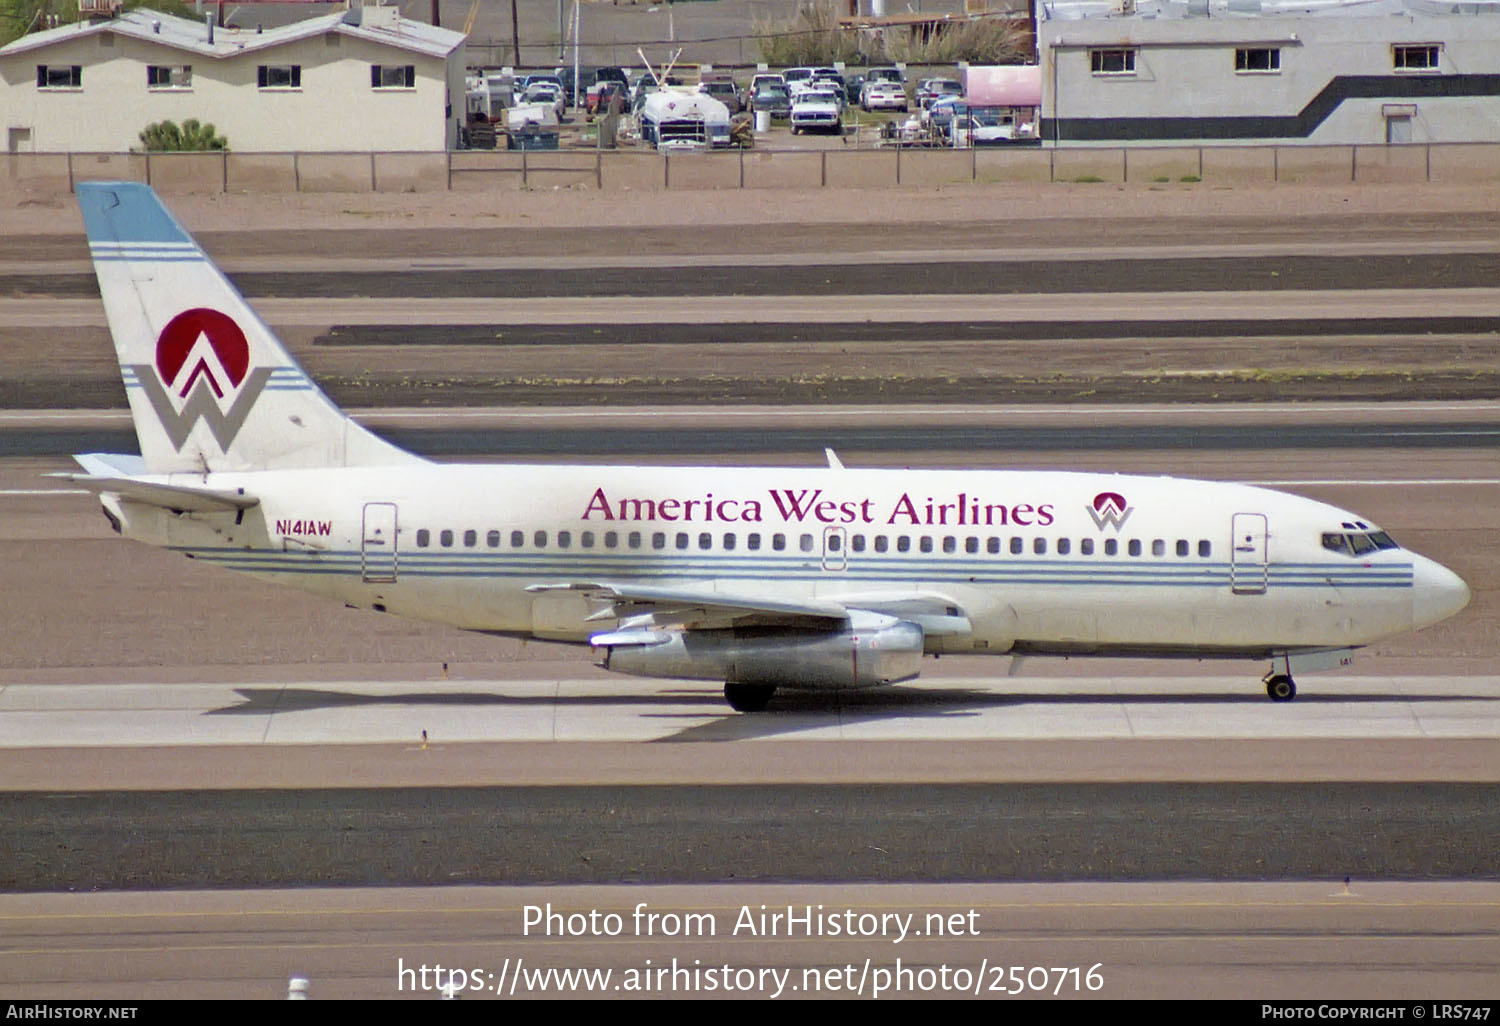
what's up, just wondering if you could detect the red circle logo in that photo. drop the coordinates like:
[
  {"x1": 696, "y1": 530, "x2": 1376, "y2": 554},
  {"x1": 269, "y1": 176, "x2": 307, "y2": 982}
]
[{"x1": 155, "y1": 308, "x2": 249, "y2": 396}]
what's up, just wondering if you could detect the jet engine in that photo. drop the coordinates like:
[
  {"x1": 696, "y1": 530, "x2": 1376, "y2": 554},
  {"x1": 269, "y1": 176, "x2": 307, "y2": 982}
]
[{"x1": 596, "y1": 616, "x2": 924, "y2": 690}]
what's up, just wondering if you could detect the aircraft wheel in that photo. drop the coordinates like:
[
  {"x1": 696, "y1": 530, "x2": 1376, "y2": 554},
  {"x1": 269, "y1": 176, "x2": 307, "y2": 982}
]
[
  {"x1": 725, "y1": 682, "x2": 776, "y2": 712},
  {"x1": 1266, "y1": 674, "x2": 1296, "y2": 702}
]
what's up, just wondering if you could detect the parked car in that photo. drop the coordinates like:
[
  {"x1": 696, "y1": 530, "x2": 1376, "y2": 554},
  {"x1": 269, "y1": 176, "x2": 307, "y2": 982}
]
[
  {"x1": 843, "y1": 73, "x2": 865, "y2": 106},
  {"x1": 523, "y1": 81, "x2": 567, "y2": 121},
  {"x1": 698, "y1": 78, "x2": 742, "y2": 114},
  {"x1": 789, "y1": 86, "x2": 843, "y2": 134},
  {"x1": 748, "y1": 80, "x2": 791, "y2": 120},
  {"x1": 861, "y1": 80, "x2": 907, "y2": 112},
  {"x1": 742, "y1": 72, "x2": 785, "y2": 109},
  {"x1": 915, "y1": 76, "x2": 963, "y2": 110},
  {"x1": 865, "y1": 66, "x2": 905, "y2": 89}
]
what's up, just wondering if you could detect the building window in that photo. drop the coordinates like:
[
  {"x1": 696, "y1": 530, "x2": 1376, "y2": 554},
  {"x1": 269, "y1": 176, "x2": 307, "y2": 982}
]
[
  {"x1": 1234, "y1": 48, "x2": 1280, "y2": 73},
  {"x1": 1393, "y1": 44, "x2": 1441, "y2": 71},
  {"x1": 147, "y1": 65, "x2": 192, "y2": 89},
  {"x1": 372, "y1": 64, "x2": 416, "y2": 89},
  {"x1": 258, "y1": 65, "x2": 301, "y2": 89},
  {"x1": 1089, "y1": 49, "x2": 1136, "y2": 75},
  {"x1": 36, "y1": 65, "x2": 82, "y2": 89}
]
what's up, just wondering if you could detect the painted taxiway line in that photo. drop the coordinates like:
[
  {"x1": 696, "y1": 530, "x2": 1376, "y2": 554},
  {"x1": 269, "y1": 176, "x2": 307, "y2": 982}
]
[{"x1": 0, "y1": 676, "x2": 1497, "y2": 749}]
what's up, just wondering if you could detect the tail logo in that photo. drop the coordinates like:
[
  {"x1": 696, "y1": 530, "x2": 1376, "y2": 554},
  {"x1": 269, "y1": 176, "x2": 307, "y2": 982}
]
[
  {"x1": 1086, "y1": 491, "x2": 1133, "y2": 532},
  {"x1": 127, "y1": 308, "x2": 272, "y2": 452}
]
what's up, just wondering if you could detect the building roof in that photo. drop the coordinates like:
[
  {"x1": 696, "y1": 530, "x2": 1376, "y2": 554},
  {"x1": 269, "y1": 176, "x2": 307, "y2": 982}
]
[
  {"x1": 1040, "y1": 0, "x2": 1500, "y2": 19},
  {"x1": 0, "y1": 5, "x2": 466, "y2": 60}
]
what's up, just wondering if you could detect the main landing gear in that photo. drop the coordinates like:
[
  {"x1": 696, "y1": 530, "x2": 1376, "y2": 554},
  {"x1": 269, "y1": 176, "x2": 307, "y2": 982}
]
[
  {"x1": 724, "y1": 682, "x2": 776, "y2": 712},
  {"x1": 1264, "y1": 672, "x2": 1297, "y2": 703}
]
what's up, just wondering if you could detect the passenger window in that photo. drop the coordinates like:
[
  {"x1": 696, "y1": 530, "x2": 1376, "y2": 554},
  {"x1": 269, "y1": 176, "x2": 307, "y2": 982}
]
[
  {"x1": 1010, "y1": 537, "x2": 1023, "y2": 555},
  {"x1": 1033, "y1": 537, "x2": 1046, "y2": 555},
  {"x1": 723, "y1": 533, "x2": 736, "y2": 550},
  {"x1": 486, "y1": 530, "x2": 500, "y2": 548},
  {"x1": 773, "y1": 533, "x2": 786, "y2": 551},
  {"x1": 748, "y1": 533, "x2": 761, "y2": 551},
  {"x1": 1057, "y1": 538, "x2": 1070, "y2": 555},
  {"x1": 987, "y1": 537, "x2": 1000, "y2": 554},
  {"x1": 1176, "y1": 539, "x2": 1188, "y2": 557},
  {"x1": 440, "y1": 529, "x2": 454, "y2": 548},
  {"x1": 1128, "y1": 539, "x2": 1142, "y2": 557},
  {"x1": 416, "y1": 529, "x2": 430, "y2": 547},
  {"x1": 510, "y1": 530, "x2": 524, "y2": 548},
  {"x1": 800, "y1": 534, "x2": 814, "y2": 552},
  {"x1": 534, "y1": 531, "x2": 547, "y2": 548},
  {"x1": 605, "y1": 531, "x2": 618, "y2": 548},
  {"x1": 581, "y1": 531, "x2": 595, "y2": 548},
  {"x1": 851, "y1": 535, "x2": 865, "y2": 552},
  {"x1": 557, "y1": 531, "x2": 571, "y2": 549},
  {"x1": 965, "y1": 537, "x2": 979, "y2": 554},
  {"x1": 1152, "y1": 539, "x2": 1165, "y2": 557},
  {"x1": 652, "y1": 532, "x2": 666, "y2": 550},
  {"x1": 943, "y1": 536, "x2": 957, "y2": 554},
  {"x1": 919, "y1": 536, "x2": 933, "y2": 554},
  {"x1": 874, "y1": 536, "x2": 888, "y2": 553},
  {"x1": 463, "y1": 530, "x2": 477, "y2": 548},
  {"x1": 1198, "y1": 539, "x2": 1212, "y2": 557},
  {"x1": 699, "y1": 532, "x2": 712, "y2": 550},
  {"x1": 1080, "y1": 538, "x2": 1094, "y2": 556},
  {"x1": 626, "y1": 531, "x2": 640, "y2": 549},
  {"x1": 897, "y1": 536, "x2": 911, "y2": 553},
  {"x1": 1105, "y1": 539, "x2": 1118, "y2": 556},
  {"x1": 676, "y1": 532, "x2": 689, "y2": 550}
]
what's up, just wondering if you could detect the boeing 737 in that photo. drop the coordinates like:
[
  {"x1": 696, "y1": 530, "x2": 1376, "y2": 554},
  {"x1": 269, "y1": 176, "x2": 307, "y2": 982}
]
[{"x1": 64, "y1": 182, "x2": 1471, "y2": 711}]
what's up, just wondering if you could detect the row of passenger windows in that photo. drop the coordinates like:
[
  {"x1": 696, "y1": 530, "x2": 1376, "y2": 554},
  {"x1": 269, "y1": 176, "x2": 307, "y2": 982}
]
[{"x1": 412, "y1": 528, "x2": 1215, "y2": 558}]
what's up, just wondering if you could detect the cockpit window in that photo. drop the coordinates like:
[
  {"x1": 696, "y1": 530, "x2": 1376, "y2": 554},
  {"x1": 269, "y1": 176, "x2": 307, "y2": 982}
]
[{"x1": 1323, "y1": 529, "x2": 1400, "y2": 556}]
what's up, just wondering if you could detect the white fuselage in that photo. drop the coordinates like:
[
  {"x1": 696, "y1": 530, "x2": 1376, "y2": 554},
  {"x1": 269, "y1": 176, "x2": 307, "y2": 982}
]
[{"x1": 110, "y1": 463, "x2": 1443, "y2": 663}]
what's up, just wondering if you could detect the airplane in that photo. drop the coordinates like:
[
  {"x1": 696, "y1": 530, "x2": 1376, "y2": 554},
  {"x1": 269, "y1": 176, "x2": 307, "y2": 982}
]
[{"x1": 64, "y1": 181, "x2": 1471, "y2": 712}]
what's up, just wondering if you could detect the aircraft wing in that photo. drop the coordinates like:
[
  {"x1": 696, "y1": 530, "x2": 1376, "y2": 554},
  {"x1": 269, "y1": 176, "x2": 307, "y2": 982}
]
[
  {"x1": 526, "y1": 581, "x2": 849, "y2": 631},
  {"x1": 526, "y1": 581, "x2": 973, "y2": 637}
]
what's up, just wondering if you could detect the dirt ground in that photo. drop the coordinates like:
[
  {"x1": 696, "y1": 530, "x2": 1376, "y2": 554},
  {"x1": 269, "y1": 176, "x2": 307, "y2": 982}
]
[{"x1": 6, "y1": 178, "x2": 1500, "y2": 238}]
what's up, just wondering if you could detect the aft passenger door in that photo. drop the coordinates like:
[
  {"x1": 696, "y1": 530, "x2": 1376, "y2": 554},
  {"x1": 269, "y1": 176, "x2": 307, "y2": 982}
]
[
  {"x1": 1230, "y1": 512, "x2": 1268, "y2": 595},
  {"x1": 361, "y1": 502, "x2": 399, "y2": 583}
]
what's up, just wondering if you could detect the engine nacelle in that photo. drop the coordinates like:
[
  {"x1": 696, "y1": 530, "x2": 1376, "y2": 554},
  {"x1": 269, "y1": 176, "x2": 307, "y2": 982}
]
[{"x1": 597, "y1": 617, "x2": 925, "y2": 691}]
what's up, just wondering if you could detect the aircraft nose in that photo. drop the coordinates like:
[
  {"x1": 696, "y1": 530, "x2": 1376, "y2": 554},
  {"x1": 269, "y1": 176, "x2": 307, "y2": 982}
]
[{"x1": 1412, "y1": 556, "x2": 1470, "y2": 629}]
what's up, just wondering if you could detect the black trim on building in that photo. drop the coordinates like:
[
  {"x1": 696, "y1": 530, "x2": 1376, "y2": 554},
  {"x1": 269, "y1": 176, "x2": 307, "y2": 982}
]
[{"x1": 1043, "y1": 73, "x2": 1500, "y2": 141}]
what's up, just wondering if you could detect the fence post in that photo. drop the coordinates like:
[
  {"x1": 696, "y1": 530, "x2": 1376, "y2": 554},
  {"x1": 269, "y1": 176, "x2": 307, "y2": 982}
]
[
  {"x1": 1121, "y1": 147, "x2": 1127, "y2": 184},
  {"x1": 66, "y1": 152, "x2": 74, "y2": 193},
  {"x1": 1350, "y1": 145, "x2": 1356, "y2": 183},
  {"x1": 738, "y1": 146, "x2": 744, "y2": 189},
  {"x1": 144, "y1": 150, "x2": 152, "y2": 187},
  {"x1": 293, "y1": 151, "x2": 301, "y2": 192},
  {"x1": 664, "y1": 153, "x2": 670, "y2": 190},
  {"x1": 370, "y1": 152, "x2": 377, "y2": 192},
  {"x1": 221, "y1": 150, "x2": 228, "y2": 194},
  {"x1": 820, "y1": 151, "x2": 826, "y2": 188},
  {"x1": 1271, "y1": 146, "x2": 1278, "y2": 184},
  {"x1": 895, "y1": 143, "x2": 901, "y2": 186},
  {"x1": 596, "y1": 150, "x2": 602, "y2": 190},
  {"x1": 522, "y1": 148, "x2": 528, "y2": 188},
  {"x1": 446, "y1": 150, "x2": 452, "y2": 191}
]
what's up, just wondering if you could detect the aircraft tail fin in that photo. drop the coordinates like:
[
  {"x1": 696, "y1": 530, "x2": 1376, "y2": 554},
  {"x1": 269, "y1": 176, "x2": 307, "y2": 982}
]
[{"x1": 77, "y1": 181, "x2": 423, "y2": 473}]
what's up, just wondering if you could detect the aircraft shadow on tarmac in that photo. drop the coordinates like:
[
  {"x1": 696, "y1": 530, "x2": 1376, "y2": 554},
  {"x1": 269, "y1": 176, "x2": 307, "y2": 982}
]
[{"x1": 207, "y1": 685, "x2": 1496, "y2": 743}]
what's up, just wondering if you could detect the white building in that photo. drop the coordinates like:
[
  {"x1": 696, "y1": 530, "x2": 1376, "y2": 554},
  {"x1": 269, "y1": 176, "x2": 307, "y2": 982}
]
[
  {"x1": 1038, "y1": 0, "x2": 1500, "y2": 145},
  {"x1": 0, "y1": 4, "x2": 467, "y2": 153}
]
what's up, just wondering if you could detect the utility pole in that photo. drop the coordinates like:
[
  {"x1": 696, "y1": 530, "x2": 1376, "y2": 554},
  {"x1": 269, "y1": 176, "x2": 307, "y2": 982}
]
[{"x1": 512, "y1": 0, "x2": 521, "y2": 66}]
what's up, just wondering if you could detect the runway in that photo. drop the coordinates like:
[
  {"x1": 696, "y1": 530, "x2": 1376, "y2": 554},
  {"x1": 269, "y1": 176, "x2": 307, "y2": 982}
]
[{"x1": 3, "y1": 195, "x2": 1499, "y2": 999}]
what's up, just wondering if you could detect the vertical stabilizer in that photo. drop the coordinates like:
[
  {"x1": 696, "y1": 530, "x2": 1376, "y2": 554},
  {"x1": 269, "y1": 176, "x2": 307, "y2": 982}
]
[{"x1": 78, "y1": 181, "x2": 422, "y2": 473}]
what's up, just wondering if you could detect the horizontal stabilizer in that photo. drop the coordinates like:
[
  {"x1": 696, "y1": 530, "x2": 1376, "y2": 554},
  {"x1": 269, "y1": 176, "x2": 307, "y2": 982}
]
[{"x1": 51, "y1": 469, "x2": 258, "y2": 512}]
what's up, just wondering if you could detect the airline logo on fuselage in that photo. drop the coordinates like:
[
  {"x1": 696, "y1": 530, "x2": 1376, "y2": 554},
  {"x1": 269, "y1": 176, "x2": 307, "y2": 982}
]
[
  {"x1": 1086, "y1": 491, "x2": 1133, "y2": 532},
  {"x1": 127, "y1": 308, "x2": 272, "y2": 451}
]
